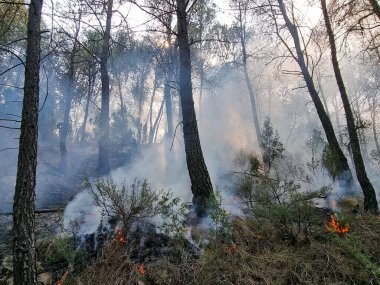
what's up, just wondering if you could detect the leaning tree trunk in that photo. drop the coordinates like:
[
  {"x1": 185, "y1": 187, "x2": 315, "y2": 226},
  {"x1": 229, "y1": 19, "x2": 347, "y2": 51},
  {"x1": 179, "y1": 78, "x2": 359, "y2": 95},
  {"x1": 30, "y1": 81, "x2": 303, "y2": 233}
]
[
  {"x1": 13, "y1": 0, "x2": 43, "y2": 284},
  {"x1": 98, "y1": 0, "x2": 113, "y2": 175},
  {"x1": 321, "y1": 0, "x2": 378, "y2": 213},
  {"x1": 277, "y1": 0, "x2": 353, "y2": 187},
  {"x1": 176, "y1": 0, "x2": 214, "y2": 215}
]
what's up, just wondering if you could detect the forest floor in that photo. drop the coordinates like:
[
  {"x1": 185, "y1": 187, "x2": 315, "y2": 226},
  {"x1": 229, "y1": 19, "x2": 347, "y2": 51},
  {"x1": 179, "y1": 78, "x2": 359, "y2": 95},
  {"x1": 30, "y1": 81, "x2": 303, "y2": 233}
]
[{"x1": 2, "y1": 200, "x2": 379, "y2": 285}]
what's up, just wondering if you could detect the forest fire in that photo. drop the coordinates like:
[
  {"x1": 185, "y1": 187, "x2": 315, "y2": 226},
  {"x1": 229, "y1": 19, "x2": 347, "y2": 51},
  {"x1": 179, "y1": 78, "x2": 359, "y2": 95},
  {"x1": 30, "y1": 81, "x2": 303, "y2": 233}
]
[
  {"x1": 116, "y1": 228, "x2": 126, "y2": 245},
  {"x1": 325, "y1": 214, "x2": 349, "y2": 235},
  {"x1": 137, "y1": 263, "x2": 145, "y2": 275}
]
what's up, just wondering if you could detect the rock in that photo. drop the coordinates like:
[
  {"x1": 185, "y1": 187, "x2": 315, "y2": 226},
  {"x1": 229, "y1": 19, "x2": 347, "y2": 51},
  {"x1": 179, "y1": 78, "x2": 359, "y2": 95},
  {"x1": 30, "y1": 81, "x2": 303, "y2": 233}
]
[
  {"x1": 2, "y1": 256, "x2": 12, "y2": 272},
  {"x1": 37, "y1": 272, "x2": 52, "y2": 285}
]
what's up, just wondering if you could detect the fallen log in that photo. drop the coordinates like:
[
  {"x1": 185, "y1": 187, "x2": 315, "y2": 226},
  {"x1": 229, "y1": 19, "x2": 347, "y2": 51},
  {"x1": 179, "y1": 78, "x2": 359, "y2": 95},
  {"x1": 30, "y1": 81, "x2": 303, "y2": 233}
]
[{"x1": 0, "y1": 208, "x2": 64, "y2": 216}]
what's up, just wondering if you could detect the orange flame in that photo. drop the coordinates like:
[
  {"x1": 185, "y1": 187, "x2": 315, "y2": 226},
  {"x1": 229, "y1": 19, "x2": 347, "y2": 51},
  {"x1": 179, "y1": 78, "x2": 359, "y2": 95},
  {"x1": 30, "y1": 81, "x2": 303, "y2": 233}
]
[
  {"x1": 57, "y1": 266, "x2": 70, "y2": 285},
  {"x1": 325, "y1": 214, "x2": 349, "y2": 235},
  {"x1": 116, "y1": 228, "x2": 126, "y2": 245},
  {"x1": 137, "y1": 263, "x2": 145, "y2": 275},
  {"x1": 228, "y1": 243, "x2": 237, "y2": 254}
]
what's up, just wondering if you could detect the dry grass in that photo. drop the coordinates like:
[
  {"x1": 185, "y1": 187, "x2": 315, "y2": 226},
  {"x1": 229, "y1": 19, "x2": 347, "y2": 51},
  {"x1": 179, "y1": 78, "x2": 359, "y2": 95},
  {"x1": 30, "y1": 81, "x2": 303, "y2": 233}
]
[
  {"x1": 68, "y1": 240, "x2": 140, "y2": 285},
  {"x1": 67, "y1": 213, "x2": 380, "y2": 285}
]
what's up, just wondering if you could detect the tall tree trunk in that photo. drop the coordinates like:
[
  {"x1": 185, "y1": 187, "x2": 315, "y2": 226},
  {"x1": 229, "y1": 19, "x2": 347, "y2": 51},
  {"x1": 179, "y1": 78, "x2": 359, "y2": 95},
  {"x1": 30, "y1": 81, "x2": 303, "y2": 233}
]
[
  {"x1": 59, "y1": 11, "x2": 81, "y2": 171},
  {"x1": 316, "y1": 69, "x2": 331, "y2": 119},
  {"x1": 354, "y1": 92, "x2": 368, "y2": 158},
  {"x1": 164, "y1": 27, "x2": 174, "y2": 139},
  {"x1": 321, "y1": 0, "x2": 378, "y2": 213},
  {"x1": 80, "y1": 67, "x2": 95, "y2": 145},
  {"x1": 368, "y1": 95, "x2": 380, "y2": 154},
  {"x1": 13, "y1": 1, "x2": 43, "y2": 284},
  {"x1": 148, "y1": 73, "x2": 158, "y2": 143},
  {"x1": 98, "y1": 0, "x2": 113, "y2": 175},
  {"x1": 151, "y1": 99, "x2": 165, "y2": 143},
  {"x1": 277, "y1": 0, "x2": 353, "y2": 186},
  {"x1": 59, "y1": 80, "x2": 73, "y2": 171},
  {"x1": 238, "y1": 3, "x2": 262, "y2": 152},
  {"x1": 176, "y1": 0, "x2": 214, "y2": 215}
]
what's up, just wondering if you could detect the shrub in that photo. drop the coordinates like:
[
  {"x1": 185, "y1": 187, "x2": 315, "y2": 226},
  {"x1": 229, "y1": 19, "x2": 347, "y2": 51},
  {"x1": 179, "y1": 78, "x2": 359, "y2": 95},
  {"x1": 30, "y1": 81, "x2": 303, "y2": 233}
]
[
  {"x1": 158, "y1": 192, "x2": 187, "y2": 239},
  {"x1": 236, "y1": 152, "x2": 330, "y2": 244},
  {"x1": 88, "y1": 178, "x2": 161, "y2": 230},
  {"x1": 207, "y1": 190, "x2": 233, "y2": 243}
]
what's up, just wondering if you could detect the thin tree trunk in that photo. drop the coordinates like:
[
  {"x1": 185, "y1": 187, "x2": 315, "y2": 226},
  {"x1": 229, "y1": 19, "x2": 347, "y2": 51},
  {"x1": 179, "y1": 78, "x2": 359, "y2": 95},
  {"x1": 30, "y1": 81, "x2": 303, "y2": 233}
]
[
  {"x1": 151, "y1": 99, "x2": 165, "y2": 143},
  {"x1": 238, "y1": 3, "x2": 262, "y2": 152},
  {"x1": 59, "y1": 11, "x2": 81, "y2": 171},
  {"x1": 80, "y1": 67, "x2": 94, "y2": 145},
  {"x1": 277, "y1": 0, "x2": 353, "y2": 185},
  {"x1": 98, "y1": 0, "x2": 113, "y2": 175},
  {"x1": 354, "y1": 92, "x2": 368, "y2": 158},
  {"x1": 369, "y1": 95, "x2": 380, "y2": 153},
  {"x1": 148, "y1": 74, "x2": 158, "y2": 143},
  {"x1": 316, "y1": 70, "x2": 331, "y2": 119},
  {"x1": 176, "y1": 0, "x2": 214, "y2": 215},
  {"x1": 164, "y1": 26, "x2": 174, "y2": 139},
  {"x1": 321, "y1": 0, "x2": 378, "y2": 213},
  {"x1": 13, "y1": 1, "x2": 43, "y2": 284}
]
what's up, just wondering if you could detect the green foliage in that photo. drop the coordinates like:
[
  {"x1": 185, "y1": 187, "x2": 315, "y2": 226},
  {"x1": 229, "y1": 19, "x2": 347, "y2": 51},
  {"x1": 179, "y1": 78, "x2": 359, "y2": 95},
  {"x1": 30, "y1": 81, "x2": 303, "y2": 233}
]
[
  {"x1": 38, "y1": 236, "x2": 87, "y2": 271},
  {"x1": 322, "y1": 143, "x2": 340, "y2": 179},
  {"x1": 158, "y1": 192, "x2": 187, "y2": 239},
  {"x1": 330, "y1": 232, "x2": 380, "y2": 280},
  {"x1": 207, "y1": 190, "x2": 233, "y2": 243},
  {"x1": 306, "y1": 129, "x2": 326, "y2": 174},
  {"x1": 88, "y1": 178, "x2": 161, "y2": 230},
  {"x1": 0, "y1": 1, "x2": 28, "y2": 45},
  {"x1": 110, "y1": 109, "x2": 136, "y2": 151},
  {"x1": 261, "y1": 117, "x2": 285, "y2": 172},
  {"x1": 237, "y1": 152, "x2": 331, "y2": 243}
]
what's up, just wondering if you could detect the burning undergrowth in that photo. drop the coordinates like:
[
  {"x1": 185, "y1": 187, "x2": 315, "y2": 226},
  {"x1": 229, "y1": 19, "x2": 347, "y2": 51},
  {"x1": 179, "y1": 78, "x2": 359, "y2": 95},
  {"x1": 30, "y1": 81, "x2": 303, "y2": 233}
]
[
  {"x1": 53, "y1": 171, "x2": 380, "y2": 285},
  {"x1": 59, "y1": 210, "x2": 380, "y2": 285},
  {"x1": 53, "y1": 138, "x2": 380, "y2": 284}
]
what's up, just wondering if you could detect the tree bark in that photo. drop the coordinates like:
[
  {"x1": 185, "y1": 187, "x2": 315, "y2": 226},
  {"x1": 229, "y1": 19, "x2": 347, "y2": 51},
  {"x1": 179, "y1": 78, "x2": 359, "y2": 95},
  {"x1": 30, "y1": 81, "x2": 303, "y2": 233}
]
[
  {"x1": 98, "y1": 0, "x2": 113, "y2": 175},
  {"x1": 13, "y1": 0, "x2": 43, "y2": 284},
  {"x1": 176, "y1": 0, "x2": 214, "y2": 215},
  {"x1": 321, "y1": 0, "x2": 378, "y2": 213},
  {"x1": 277, "y1": 0, "x2": 353, "y2": 186}
]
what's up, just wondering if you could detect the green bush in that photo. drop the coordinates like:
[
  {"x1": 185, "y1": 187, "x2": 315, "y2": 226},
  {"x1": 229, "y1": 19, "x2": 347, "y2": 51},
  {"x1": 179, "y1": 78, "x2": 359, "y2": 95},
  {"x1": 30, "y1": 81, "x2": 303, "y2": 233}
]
[
  {"x1": 236, "y1": 153, "x2": 330, "y2": 244},
  {"x1": 88, "y1": 178, "x2": 161, "y2": 230},
  {"x1": 158, "y1": 192, "x2": 187, "y2": 239}
]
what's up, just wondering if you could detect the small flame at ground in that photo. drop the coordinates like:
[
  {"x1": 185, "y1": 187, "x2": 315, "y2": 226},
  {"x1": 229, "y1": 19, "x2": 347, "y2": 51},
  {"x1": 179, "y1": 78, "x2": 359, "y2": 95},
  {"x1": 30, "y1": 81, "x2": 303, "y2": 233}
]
[
  {"x1": 57, "y1": 266, "x2": 70, "y2": 285},
  {"x1": 325, "y1": 214, "x2": 349, "y2": 235},
  {"x1": 137, "y1": 263, "x2": 145, "y2": 275},
  {"x1": 116, "y1": 228, "x2": 126, "y2": 244}
]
